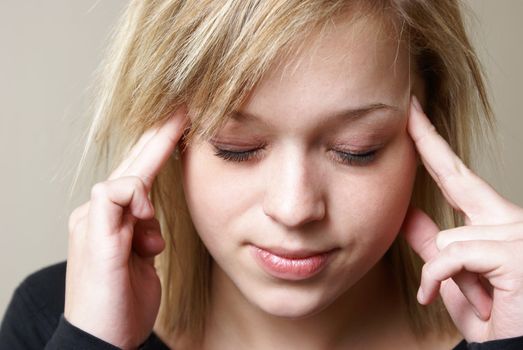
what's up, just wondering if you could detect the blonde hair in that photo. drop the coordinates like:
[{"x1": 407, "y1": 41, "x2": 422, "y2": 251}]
[{"x1": 71, "y1": 0, "x2": 497, "y2": 344}]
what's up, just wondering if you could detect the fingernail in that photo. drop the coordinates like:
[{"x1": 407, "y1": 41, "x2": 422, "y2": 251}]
[{"x1": 411, "y1": 95, "x2": 422, "y2": 112}]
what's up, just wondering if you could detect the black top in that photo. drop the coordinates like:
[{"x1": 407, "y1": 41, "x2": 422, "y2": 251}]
[{"x1": 1, "y1": 261, "x2": 523, "y2": 349}]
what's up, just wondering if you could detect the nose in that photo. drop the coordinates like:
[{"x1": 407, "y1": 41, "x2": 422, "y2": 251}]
[{"x1": 262, "y1": 147, "x2": 326, "y2": 228}]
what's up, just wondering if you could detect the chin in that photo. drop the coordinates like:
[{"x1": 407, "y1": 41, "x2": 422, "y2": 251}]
[{"x1": 246, "y1": 282, "x2": 338, "y2": 319}]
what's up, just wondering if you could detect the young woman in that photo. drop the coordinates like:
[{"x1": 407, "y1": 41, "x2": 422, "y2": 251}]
[{"x1": 1, "y1": 0, "x2": 523, "y2": 349}]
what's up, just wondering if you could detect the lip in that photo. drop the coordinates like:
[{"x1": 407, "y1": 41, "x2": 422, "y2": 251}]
[{"x1": 249, "y1": 244, "x2": 337, "y2": 281}]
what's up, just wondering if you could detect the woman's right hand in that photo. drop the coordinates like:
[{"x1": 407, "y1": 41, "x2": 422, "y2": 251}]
[{"x1": 64, "y1": 107, "x2": 189, "y2": 349}]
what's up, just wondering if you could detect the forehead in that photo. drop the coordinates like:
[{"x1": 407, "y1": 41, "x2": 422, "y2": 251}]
[{"x1": 234, "y1": 11, "x2": 411, "y2": 130}]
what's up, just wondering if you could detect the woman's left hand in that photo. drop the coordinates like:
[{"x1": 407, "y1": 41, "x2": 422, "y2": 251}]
[{"x1": 401, "y1": 95, "x2": 523, "y2": 342}]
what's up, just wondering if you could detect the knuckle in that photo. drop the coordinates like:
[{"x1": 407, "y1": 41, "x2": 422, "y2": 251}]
[
  {"x1": 421, "y1": 262, "x2": 431, "y2": 276},
  {"x1": 445, "y1": 241, "x2": 464, "y2": 257},
  {"x1": 131, "y1": 176, "x2": 147, "y2": 192},
  {"x1": 124, "y1": 175, "x2": 147, "y2": 195},
  {"x1": 68, "y1": 205, "x2": 87, "y2": 233},
  {"x1": 435, "y1": 230, "x2": 448, "y2": 246},
  {"x1": 69, "y1": 217, "x2": 86, "y2": 237},
  {"x1": 423, "y1": 261, "x2": 439, "y2": 280},
  {"x1": 90, "y1": 182, "x2": 108, "y2": 199}
]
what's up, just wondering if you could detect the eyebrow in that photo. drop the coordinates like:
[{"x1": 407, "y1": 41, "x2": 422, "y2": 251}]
[{"x1": 230, "y1": 102, "x2": 401, "y2": 125}]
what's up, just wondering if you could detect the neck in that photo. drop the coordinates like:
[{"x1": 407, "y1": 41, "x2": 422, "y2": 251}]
[{"x1": 201, "y1": 258, "x2": 421, "y2": 350}]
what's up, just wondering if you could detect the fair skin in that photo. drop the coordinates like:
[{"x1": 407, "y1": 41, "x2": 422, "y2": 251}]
[
  {"x1": 64, "y1": 10, "x2": 523, "y2": 350},
  {"x1": 179, "y1": 14, "x2": 423, "y2": 350}
]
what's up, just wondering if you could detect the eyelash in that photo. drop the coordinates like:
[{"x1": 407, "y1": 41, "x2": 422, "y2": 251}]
[{"x1": 212, "y1": 146, "x2": 378, "y2": 166}]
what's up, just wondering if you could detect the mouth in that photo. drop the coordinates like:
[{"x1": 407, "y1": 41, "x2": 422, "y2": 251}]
[{"x1": 249, "y1": 244, "x2": 337, "y2": 281}]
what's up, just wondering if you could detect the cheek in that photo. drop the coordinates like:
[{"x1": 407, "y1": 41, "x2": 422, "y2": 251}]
[
  {"x1": 376, "y1": 134, "x2": 417, "y2": 230},
  {"x1": 180, "y1": 143, "x2": 243, "y2": 250},
  {"x1": 334, "y1": 131, "x2": 417, "y2": 247}
]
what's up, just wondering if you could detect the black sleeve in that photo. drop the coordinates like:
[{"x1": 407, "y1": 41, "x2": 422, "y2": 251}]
[
  {"x1": 0, "y1": 261, "x2": 119, "y2": 350},
  {"x1": 463, "y1": 335, "x2": 523, "y2": 350},
  {"x1": 44, "y1": 314, "x2": 120, "y2": 350},
  {"x1": 0, "y1": 262, "x2": 66, "y2": 349}
]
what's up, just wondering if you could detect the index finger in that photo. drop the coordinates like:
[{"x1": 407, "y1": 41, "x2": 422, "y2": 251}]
[
  {"x1": 122, "y1": 106, "x2": 189, "y2": 191},
  {"x1": 408, "y1": 95, "x2": 508, "y2": 225}
]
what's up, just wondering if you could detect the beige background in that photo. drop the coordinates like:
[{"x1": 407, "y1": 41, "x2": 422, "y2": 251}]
[{"x1": 1, "y1": 1, "x2": 522, "y2": 318}]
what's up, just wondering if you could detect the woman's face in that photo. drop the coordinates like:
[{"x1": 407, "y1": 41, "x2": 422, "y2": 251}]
[{"x1": 181, "y1": 14, "x2": 419, "y2": 318}]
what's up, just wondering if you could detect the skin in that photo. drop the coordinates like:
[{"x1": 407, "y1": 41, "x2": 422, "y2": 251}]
[
  {"x1": 63, "y1": 7, "x2": 523, "y2": 350},
  {"x1": 178, "y1": 14, "x2": 428, "y2": 349}
]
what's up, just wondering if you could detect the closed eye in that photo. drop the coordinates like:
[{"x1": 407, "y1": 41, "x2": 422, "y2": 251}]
[
  {"x1": 213, "y1": 147, "x2": 264, "y2": 162},
  {"x1": 212, "y1": 146, "x2": 378, "y2": 166},
  {"x1": 333, "y1": 150, "x2": 377, "y2": 165}
]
